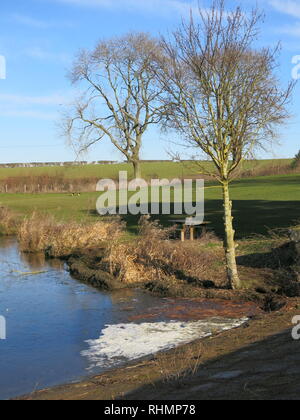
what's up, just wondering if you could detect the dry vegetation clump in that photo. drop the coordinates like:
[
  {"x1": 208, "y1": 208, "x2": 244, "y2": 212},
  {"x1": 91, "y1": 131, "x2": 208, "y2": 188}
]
[
  {"x1": 0, "y1": 206, "x2": 19, "y2": 235},
  {"x1": 153, "y1": 344, "x2": 203, "y2": 384},
  {"x1": 18, "y1": 212, "x2": 124, "y2": 257},
  {"x1": 106, "y1": 216, "x2": 225, "y2": 287}
]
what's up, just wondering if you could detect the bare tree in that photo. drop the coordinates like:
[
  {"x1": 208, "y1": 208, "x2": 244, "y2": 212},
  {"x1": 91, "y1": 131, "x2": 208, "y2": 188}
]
[
  {"x1": 64, "y1": 33, "x2": 166, "y2": 179},
  {"x1": 156, "y1": 0, "x2": 294, "y2": 289}
]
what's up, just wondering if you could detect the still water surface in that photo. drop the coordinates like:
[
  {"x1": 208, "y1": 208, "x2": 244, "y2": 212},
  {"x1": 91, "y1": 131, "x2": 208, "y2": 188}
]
[
  {"x1": 0, "y1": 238, "x2": 250, "y2": 400},
  {"x1": 0, "y1": 237, "x2": 165, "y2": 399}
]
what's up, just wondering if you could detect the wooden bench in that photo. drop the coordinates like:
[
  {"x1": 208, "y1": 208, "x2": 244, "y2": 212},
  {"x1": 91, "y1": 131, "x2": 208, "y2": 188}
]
[{"x1": 169, "y1": 219, "x2": 211, "y2": 242}]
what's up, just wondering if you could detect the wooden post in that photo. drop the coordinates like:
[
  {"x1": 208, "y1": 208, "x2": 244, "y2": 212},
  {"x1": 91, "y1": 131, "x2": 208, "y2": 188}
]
[
  {"x1": 181, "y1": 227, "x2": 185, "y2": 242},
  {"x1": 190, "y1": 226, "x2": 194, "y2": 241}
]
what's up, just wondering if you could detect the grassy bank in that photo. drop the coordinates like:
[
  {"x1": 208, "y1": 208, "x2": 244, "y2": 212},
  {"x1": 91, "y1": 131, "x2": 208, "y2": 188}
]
[
  {"x1": 12, "y1": 210, "x2": 295, "y2": 310},
  {"x1": 6, "y1": 168, "x2": 300, "y2": 401},
  {"x1": 0, "y1": 173, "x2": 299, "y2": 238},
  {"x1": 1, "y1": 172, "x2": 299, "y2": 303}
]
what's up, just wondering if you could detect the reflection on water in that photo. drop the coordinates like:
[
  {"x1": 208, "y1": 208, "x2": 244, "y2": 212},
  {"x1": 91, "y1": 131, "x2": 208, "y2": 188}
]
[
  {"x1": 20, "y1": 252, "x2": 64, "y2": 271},
  {"x1": 109, "y1": 288, "x2": 140, "y2": 304},
  {"x1": 0, "y1": 237, "x2": 160, "y2": 400},
  {"x1": 0, "y1": 237, "x2": 252, "y2": 400}
]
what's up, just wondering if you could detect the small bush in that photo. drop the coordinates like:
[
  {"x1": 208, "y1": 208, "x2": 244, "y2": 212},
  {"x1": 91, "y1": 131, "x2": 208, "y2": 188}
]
[
  {"x1": 18, "y1": 212, "x2": 124, "y2": 257},
  {"x1": 106, "y1": 215, "x2": 224, "y2": 286}
]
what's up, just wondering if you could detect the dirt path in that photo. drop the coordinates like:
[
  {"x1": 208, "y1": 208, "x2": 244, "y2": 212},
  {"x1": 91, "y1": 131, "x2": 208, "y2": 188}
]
[
  {"x1": 127, "y1": 328, "x2": 300, "y2": 400},
  {"x1": 17, "y1": 299, "x2": 300, "y2": 401}
]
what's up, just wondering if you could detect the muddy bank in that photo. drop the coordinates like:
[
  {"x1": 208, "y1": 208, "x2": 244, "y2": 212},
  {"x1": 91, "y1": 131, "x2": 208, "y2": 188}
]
[
  {"x1": 67, "y1": 256, "x2": 127, "y2": 291},
  {"x1": 66, "y1": 253, "x2": 287, "y2": 313},
  {"x1": 17, "y1": 214, "x2": 300, "y2": 309},
  {"x1": 17, "y1": 298, "x2": 300, "y2": 400}
]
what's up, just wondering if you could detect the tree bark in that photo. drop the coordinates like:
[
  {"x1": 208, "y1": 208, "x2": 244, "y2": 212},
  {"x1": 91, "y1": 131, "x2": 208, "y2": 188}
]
[
  {"x1": 132, "y1": 160, "x2": 142, "y2": 179},
  {"x1": 222, "y1": 180, "x2": 241, "y2": 290}
]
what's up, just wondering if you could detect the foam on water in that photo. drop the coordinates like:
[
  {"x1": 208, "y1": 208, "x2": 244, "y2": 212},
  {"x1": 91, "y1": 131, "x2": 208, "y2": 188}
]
[{"x1": 82, "y1": 318, "x2": 248, "y2": 369}]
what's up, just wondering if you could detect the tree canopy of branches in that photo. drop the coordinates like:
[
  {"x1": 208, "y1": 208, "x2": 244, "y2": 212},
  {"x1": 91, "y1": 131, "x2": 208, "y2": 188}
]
[
  {"x1": 65, "y1": 33, "x2": 165, "y2": 178},
  {"x1": 156, "y1": 0, "x2": 294, "y2": 289}
]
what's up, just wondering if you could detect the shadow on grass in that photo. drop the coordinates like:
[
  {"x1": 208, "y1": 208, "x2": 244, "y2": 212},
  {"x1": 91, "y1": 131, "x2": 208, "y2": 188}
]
[
  {"x1": 205, "y1": 199, "x2": 299, "y2": 239},
  {"x1": 236, "y1": 252, "x2": 278, "y2": 270},
  {"x1": 83, "y1": 199, "x2": 300, "y2": 239},
  {"x1": 231, "y1": 174, "x2": 300, "y2": 187}
]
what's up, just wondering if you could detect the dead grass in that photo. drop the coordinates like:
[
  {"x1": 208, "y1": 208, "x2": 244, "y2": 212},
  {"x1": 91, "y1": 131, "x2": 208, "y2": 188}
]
[
  {"x1": 106, "y1": 216, "x2": 226, "y2": 287},
  {"x1": 0, "y1": 175, "x2": 100, "y2": 193},
  {"x1": 153, "y1": 344, "x2": 203, "y2": 384},
  {"x1": 18, "y1": 212, "x2": 125, "y2": 257},
  {"x1": 0, "y1": 206, "x2": 19, "y2": 235}
]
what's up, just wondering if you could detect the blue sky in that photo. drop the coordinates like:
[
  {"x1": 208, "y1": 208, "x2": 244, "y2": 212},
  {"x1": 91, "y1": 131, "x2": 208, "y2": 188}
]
[{"x1": 0, "y1": 0, "x2": 300, "y2": 163}]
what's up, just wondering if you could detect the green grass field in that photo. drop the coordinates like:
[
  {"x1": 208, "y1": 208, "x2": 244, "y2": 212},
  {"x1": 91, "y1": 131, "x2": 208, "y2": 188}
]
[
  {"x1": 1, "y1": 173, "x2": 299, "y2": 240},
  {"x1": 0, "y1": 159, "x2": 292, "y2": 180}
]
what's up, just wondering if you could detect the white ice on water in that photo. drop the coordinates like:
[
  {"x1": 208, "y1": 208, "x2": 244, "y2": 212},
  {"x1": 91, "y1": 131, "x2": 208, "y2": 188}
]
[{"x1": 82, "y1": 318, "x2": 248, "y2": 369}]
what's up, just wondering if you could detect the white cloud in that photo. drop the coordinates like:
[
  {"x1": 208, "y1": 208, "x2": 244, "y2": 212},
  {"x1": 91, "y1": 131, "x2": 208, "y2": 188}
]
[
  {"x1": 11, "y1": 14, "x2": 52, "y2": 28},
  {"x1": 269, "y1": 0, "x2": 300, "y2": 18},
  {"x1": 10, "y1": 13, "x2": 75, "y2": 29},
  {"x1": 52, "y1": 0, "x2": 199, "y2": 16},
  {"x1": 279, "y1": 23, "x2": 300, "y2": 37},
  {"x1": 0, "y1": 93, "x2": 67, "y2": 106},
  {"x1": 0, "y1": 92, "x2": 71, "y2": 120},
  {"x1": 270, "y1": 0, "x2": 300, "y2": 38},
  {"x1": 24, "y1": 47, "x2": 71, "y2": 64},
  {"x1": 0, "y1": 110, "x2": 58, "y2": 120}
]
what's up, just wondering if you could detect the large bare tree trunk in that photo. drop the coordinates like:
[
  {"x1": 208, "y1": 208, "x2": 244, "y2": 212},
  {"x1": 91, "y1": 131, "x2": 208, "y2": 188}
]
[
  {"x1": 222, "y1": 180, "x2": 241, "y2": 290},
  {"x1": 132, "y1": 160, "x2": 142, "y2": 179}
]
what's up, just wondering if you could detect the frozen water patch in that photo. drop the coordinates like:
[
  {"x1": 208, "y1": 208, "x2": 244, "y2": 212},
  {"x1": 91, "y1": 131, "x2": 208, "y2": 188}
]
[{"x1": 82, "y1": 318, "x2": 248, "y2": 370}]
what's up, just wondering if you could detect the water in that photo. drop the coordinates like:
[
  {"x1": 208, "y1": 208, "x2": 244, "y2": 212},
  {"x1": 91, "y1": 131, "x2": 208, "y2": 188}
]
[
  {"x1": 0, "y1": 238, "x2": 167, "y2": 400},
  {"x1": 0, "y1": 238, "x2": 249, "y2": 400}
]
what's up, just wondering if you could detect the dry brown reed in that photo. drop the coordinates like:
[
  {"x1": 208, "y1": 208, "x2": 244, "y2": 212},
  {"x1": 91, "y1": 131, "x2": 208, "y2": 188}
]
[
  {"x1": 0, "y1": 206, "x2": 19, "y2": 235},
  {"x1": 154, "y1": 343, "x2": 203, "y2": 383},
  {"x1": 106, "y1": 216, "x2": 223, "y2": 286},
  {"x1": 0, "y1": 175, "x2": 100, "y2": 193},
  {"x1": 18, "y1": 212, "x2": 124, "y2": 257}
]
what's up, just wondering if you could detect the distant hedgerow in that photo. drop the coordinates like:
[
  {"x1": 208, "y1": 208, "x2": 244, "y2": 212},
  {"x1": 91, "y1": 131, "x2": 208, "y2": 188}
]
[{"x1": 291, "y1": 150, "x2": 300, "y2": 169}]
